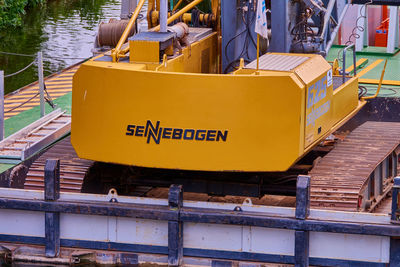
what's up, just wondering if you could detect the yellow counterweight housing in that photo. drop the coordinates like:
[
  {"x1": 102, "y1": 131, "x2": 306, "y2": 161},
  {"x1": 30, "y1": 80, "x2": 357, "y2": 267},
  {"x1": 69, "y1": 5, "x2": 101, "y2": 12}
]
[{"x1": 72, "y1": 32, "x2": 364, "y2": 172}]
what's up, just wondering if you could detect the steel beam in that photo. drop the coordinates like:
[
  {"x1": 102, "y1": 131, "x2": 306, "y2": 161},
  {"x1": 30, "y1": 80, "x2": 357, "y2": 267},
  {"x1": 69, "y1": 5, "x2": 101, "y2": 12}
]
[
  {"x1": 391, "y1": 177, "x2": 400, "y2": 222},
  {"x1": 355, "y1": 4, "x2": 368, "y2": 52},
  {"x1": 221, "y1": 1, "x2": 237, "y2": 72},
  {"x1": 44, "y1": 159, "x2": 60, "y2": 258},
  {"x1": 168, "y1": 185, "x2": 183, "y2": 266},
  {"x1": 352, "y1": 0, "x2": 400, "y2": 5},
  {"x1": 270, "y1": 0, "x2": 291, "y2": 53},
  {"x1": 296, "y1": 176, "x2": 310, "y2": 220},
  {"x1": 295, "y1": 230, "x2": 309, "y2": 267},
  {"x1": 387, "y1": 6, "x2": 399, "y2": 54}
]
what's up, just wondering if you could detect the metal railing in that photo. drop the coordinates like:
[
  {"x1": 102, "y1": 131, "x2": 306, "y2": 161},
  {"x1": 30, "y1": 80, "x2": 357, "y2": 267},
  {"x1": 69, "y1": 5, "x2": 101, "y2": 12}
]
[
  {"x1": 342, "y1": 43, "x2": 357, "y2": 83},
  {"x1": 0, "y1": 51, "x2": 53, "y2": 141}
]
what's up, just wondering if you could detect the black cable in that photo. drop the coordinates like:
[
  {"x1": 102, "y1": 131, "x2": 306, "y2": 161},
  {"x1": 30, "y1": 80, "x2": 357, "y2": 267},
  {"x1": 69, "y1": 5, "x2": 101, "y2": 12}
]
[
  {"x1": 364, "y1": 85, "x2": 399, "y2": 97},
  {"x1": 44, "y1": 83, "x2": 55, "y2": 109},
  {"x1": 5, "y1": 93, "x2": 39, "y2": 114},
  {"x1": 337, "y1": 2, "x2": 371, "y2": 62},
  {"x1": 224, "y1": 0, "x2": 258, "y2": 73},
  {"x1": 358, "y1": 85, "x2": 368, "y2": 98}
]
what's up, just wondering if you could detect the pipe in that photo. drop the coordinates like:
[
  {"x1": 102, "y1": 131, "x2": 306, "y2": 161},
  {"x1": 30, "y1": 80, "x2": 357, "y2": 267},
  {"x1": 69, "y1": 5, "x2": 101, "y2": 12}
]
[
  {"x1": 112, "y1": 0, "x2": 146, "y2": 62},
  {"x1": 320, "y1": 0, "x2": 337, "y2": 41},
  {"x1": 151, "y1": 11, "x2": 214, "y2": 25},
  {"x1": 160, "y1": 0, "x2": 168, "y2": 32},
  {"x1": 151, "y1": 0, "x2": 204, "y2": 32},
  {"x1": 342, "y1": 44, "x2": 356, "y2": 84},
  {"x1": 361, "y1": 60, "x2": 388, "y2": 100},
  {"x1": 324, "y1": 4, "x2": 349, "y2": 54},
  {"x1": 173, "y1": 0, "x2": 184, "y2": 11}
]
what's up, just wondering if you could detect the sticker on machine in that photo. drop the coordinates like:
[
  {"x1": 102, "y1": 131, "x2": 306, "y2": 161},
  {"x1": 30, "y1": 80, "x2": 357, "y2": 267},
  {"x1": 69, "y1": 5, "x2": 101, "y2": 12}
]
[{"x1": 327, "y1": 69, "x2": 333, "y2": 87}]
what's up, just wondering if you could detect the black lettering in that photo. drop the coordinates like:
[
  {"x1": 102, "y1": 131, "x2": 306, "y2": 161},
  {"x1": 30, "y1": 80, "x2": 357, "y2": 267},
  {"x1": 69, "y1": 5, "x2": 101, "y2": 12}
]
[
  {"x1": 216, "y1": 130, "x2": 228, "y2": 142},
  {"x1": 172, "y1": 129, "x2": 183, "y2": 139},
  {"x1": 162, "y1": 128, "x2": 172, "y2": 139},
  {"x1": 135, "y1": 126, "x2": 144, "y2": 137},
  {"x1": 206, "y1": 130, "x2": 216, "y2": 141},
  {"x1": 195, "y1": 130, "x2": 206, "y2": 141},
  {"x1": 183, "y1": 129, "x2": 195, "y2": 140},
  {"x1": 126, "y1": 125, "x2": 135, "y2": 136},
  {"x1": 146, "y1": 120, "x2": 161, "y2": 144}
]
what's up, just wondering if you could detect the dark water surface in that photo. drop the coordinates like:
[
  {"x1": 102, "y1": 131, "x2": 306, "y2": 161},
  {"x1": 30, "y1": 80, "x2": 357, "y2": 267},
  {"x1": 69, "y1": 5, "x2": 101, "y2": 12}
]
[{"x1": 0, "y1": 0, "x2": 122, "y2": 94}]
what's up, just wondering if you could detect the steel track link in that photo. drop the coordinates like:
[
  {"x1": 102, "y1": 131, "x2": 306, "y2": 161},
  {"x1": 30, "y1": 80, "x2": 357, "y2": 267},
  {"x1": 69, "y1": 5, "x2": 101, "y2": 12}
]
[
  {"x1": 24, "y1": 136, "x2": 94, "y2": 192},
  {"x1": 309, "y1": 121, "x2": 400, "y2": 212}
]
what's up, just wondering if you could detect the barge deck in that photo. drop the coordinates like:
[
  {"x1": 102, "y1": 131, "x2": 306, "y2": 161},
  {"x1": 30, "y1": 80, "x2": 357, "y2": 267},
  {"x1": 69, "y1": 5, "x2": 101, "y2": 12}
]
[{"x1": 0, "y1": 46, "x2": 400, "y2": 266}]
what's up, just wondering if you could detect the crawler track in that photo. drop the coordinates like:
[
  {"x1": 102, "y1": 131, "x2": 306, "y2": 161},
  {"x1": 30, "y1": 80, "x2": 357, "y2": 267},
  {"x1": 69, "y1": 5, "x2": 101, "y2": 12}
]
[
  {"x1": 309, "y1": 121, "x2": 400, "y2": 212},
  {"x1": 24, "y1": 136, "x2": 93, "y2": 192}
]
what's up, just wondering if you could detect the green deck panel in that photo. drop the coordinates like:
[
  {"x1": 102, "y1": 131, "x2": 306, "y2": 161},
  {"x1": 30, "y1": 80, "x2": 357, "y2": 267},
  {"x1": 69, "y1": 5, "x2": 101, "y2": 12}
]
[
  {"x1": 0, "y1": 92, "x2": 72, "y2": 174},
  {"x1": 4, "y1": 92, "x2": 71, "y2": 137},
  {"x1": 328, "y1": 45, "x2": 400, "y2": 97},
  {"x1": 0, "y1": 163, "x2": 14, "y2": 173},
  {"x1": 357, "y1": 46, "x2": 400, "y2": 56}
]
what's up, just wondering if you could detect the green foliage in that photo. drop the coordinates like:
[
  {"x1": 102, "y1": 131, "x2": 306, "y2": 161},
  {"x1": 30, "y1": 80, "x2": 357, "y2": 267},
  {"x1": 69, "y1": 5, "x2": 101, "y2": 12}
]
[{"x1": 0, "y1": 0, "x2": 45, "y2": 29}]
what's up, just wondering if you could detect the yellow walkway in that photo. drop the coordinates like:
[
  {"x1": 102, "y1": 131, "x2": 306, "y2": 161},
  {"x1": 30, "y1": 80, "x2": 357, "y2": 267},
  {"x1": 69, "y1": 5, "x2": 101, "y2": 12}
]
[{"x1": 4, "y1": 64, "x2": 79, "y2": 119}]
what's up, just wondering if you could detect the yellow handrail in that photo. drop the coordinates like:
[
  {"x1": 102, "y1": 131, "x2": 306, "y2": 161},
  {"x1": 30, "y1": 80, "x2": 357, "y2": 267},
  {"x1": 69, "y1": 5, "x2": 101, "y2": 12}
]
[
  {"x1": 361, "y1": 59, "x2": 388, "y2": 100},
  {"x1": 112, "y1": 0, "x2": 146, "y2": 62},
  {"x1": 151, "y1": 0, "x2": 204, "y2": 32},
  {"x1": 173, "y1": 0, "x2": 184, "y2": 11}
]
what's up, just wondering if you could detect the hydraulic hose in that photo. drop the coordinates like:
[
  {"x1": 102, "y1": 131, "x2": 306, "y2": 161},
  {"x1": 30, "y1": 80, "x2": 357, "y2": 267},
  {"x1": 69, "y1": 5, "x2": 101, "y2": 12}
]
[{"x1": 361, "y1": 59, "x2": 388, "y2": 100}]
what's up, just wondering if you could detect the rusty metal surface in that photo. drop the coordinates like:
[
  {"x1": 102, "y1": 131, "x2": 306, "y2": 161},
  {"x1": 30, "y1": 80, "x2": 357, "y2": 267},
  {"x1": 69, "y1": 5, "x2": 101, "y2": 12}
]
[
  {"x1": 24, "y1": 136, "x2": 93, "y2": 192},
  {"x1": 309, "y1": 121, "x2": 400, "y2": 212}
]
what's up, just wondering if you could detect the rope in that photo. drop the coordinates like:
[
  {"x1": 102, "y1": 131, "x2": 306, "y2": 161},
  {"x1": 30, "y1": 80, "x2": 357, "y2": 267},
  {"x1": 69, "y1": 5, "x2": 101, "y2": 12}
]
[
  {"x1": 5, "y1": 92, "x2": 39, "y2": 114},
  {"x1": 4, "y1": 58, "x2": 37, "y2": 78},
  {"x1": 5, "y1": 82, "x2": 56, "y2": 114},
  {"x1": 0, "y1": 50, "x2": 88, "y2": 60},
  {"x1": 0, "y1": 51, "x2": 36, "y2": 57}
]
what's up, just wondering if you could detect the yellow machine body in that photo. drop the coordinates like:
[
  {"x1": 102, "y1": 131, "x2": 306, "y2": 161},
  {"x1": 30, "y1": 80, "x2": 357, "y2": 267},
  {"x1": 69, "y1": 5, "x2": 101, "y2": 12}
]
[{"x1": 72, "y1": 29, "x2": 364, "y2": 172}]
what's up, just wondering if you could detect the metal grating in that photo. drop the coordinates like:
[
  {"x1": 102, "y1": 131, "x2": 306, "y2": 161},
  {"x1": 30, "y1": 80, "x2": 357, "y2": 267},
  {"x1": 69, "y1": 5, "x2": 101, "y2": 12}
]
[{"x1": 245, "y1": 54, "x2": 309, "y2": 71}]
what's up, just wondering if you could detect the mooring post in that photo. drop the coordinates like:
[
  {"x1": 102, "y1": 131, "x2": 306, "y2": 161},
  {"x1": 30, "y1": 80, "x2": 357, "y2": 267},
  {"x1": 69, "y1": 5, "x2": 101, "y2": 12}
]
[
  {"x1": 295, "y1": 175, "x2": 310, "y2": 267},
  {"x1": 0, "y1": 70, "x2": 4, "y2": 141},
  {"x1": 38, "y1": 52, "x2": 45, "y2": 117},
  {"x1": 44, "y1": 159, "x2": 60, "y2": 258},
  {"x1": 168, "y1": 184, "x2": 183, "y2": 266}
]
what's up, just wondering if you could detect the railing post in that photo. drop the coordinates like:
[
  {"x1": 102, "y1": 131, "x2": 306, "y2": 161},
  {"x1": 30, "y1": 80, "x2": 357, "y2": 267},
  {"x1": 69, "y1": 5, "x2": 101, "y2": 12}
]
[
  {"x1": 168, "y1": 184, "x2": 183, "y2": 266},
  {"x1": 295, "y1": 175, "x2": 310, "y2": 267},
  {"x1": 0, "y1": 70, "x2": 4, "y2": 141},
  {"x1": 391, "y1": 177, "x2": 400, "y2": 266},
  {"x1": 391, "y1": 177, "x2": 400, "y2": 222},
  {"x1": 38, "y1": 52, "x2": 45, "y2": 117},
  {"x1": 296, "y1": 175, "x2": 310, "y2": 220},
  {"x1": 44, "y1": 159, "x2": 60, "y2": 258}
]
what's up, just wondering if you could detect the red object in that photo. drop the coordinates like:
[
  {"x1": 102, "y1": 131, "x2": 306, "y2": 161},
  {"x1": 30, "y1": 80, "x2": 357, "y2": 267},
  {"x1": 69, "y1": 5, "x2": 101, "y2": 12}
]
[{"x1": 375, "y1": 6, "x2": 389, "y2": 47}]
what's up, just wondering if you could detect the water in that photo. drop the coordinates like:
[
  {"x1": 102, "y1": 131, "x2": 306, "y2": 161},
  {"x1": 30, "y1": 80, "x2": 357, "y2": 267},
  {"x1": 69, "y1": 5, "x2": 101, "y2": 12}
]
[{"x1": 0, "y1": 0, "x2": 122, "y2": 94}]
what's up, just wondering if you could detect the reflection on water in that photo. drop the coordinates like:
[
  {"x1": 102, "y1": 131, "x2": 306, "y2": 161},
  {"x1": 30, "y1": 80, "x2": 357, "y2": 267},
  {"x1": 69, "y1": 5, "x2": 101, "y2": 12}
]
[{"x1": 0, "y1": 0, "x2": 122, "y2": 94}]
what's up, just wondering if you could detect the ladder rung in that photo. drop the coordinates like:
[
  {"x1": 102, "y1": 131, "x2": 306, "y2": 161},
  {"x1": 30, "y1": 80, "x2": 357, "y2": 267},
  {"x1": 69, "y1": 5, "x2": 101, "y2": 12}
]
[
  {"x1": 4, "y1": 147, "x2": 23, "y2": 151},
  {"x1": 29, "y1": 133, "x2": 46, "y2": 137}
]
